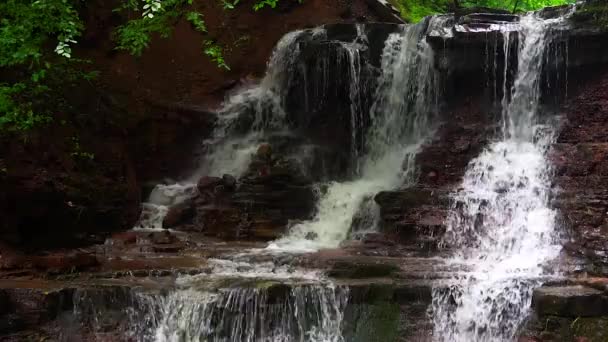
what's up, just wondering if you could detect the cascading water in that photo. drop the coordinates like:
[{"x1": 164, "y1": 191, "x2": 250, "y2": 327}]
[
  {"x1": 432, "y1": 11, "x2": 572, "y2": 342},
  {"x1": 268, "y1": 19, "x2": 441, "y2": 252},
  {"x1": 134, "y1": 30, "x2": 310, "y2": 230},
  {"x1": 129, "y1": 278, "x2": 348, "y2": 342}
]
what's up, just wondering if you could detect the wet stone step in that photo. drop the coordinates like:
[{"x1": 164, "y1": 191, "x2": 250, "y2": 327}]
[
  {"x1": 532, "y1": 285, "x2": 608, "y2": 317},
  {"x1": 0, "y1": 277, "x2": 436, "y2": 341}
]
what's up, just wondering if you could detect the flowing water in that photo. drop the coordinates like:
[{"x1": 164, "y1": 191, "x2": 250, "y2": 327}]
[
  {"x1": 122, "y1": 9, "x2": 577, "y2": 341},
  {"x1": 118, "y1": 19, "x2": 444, "y2": 342},
  {"x1": 268, "y1": 19, "x2": 441, "y2": 252},
  {"x1": 125, "y1": 270, "x2": 348, "y2": 342},
  {"x1": 134, "y1": 30, "x2": 311, "y2": 230},
  {"x1": 431, "y1": 12, "x2": 572, "y2": 342}
]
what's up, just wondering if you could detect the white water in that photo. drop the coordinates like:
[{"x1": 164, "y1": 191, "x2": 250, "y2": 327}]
[
  {"x1": 432, "y1": 12, "x2": 572, "y2": 342},
  {"x1": 134, "y1": 30, "x2": 310, "y2": 230},
  {"x1": 268, "y1": 20, "x2": 441, "y2": 252},
  {"x1": 131, "y1": 283, "x2": 348, "y2": 342}
]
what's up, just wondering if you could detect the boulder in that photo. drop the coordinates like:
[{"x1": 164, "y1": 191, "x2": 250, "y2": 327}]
[
  {"x1": 196, "y1": 176, "x2": 223, "y2": 194},
  {"x1": 171, "y1": 148, "x2": 316, "y2": 241},
  {"x1": 221, "y1": 174, "x2": 237, "y2": 191},
  {"x1": 532, "y1": 285, "x2": 608, "y2": 317},
  {"x1": 162, "y1": 201, "x2": 194, "y2": 229}
]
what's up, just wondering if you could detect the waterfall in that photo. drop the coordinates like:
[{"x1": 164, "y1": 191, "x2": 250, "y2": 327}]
[
  {"x1": 268, "y1": 18, "x2": 441, "y2": 252},
  {"x1": 432, "y1": 11, "x2": 572, "y2": 342},
  {"x1": 129, "y1": 283, "x2": 348, "y2": 342},
  {"x1": 134, "y1": 29, "x2": 313, "y2": 230}
]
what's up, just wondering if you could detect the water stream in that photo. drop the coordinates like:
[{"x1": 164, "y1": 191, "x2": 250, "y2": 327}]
[
  {"x1": 431, "y1": 11, "x2": 572, "y2": 342},
  {"x1": 268, "y1": 19, "x2": 440, "y2": 252}
]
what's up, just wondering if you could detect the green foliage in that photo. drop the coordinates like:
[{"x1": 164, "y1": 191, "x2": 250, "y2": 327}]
[
  {"x1": 114, "y1": 14, "x2": 175, "y2": 56},
  {"x1": 460, "y1": 0, "x2": 574, "y2": 12},
  {"x1": 253, "y1": 0, "x2": 280, "y2": 10},
  {"x1": 0, "y1": 0, "x2": 86, "y2": 133},
  {"x1": 394, "y1": 0, "x2": 447, "y2": 22},
  {"x1": 186, "y1": 11, "x2": 207, "y2": 32},
  {"x1": 70, "y1": 136, "x2": 95, "y2": 161},
  {"x1": 221, "y1": 0, "x2": 241, "y2": 10},
  {"x1": 253, "y1": 0, "x2": 302, "y2": 11},
  {"x1": 113, "y1": 0, "x2": 191, "y2": 56},
  {"x1": 0, "y1": 0, "x2": 83, "y2": 66},
  {"x1": 204, "y1": 40, "x2": 230, "y2": 70},
  {"x1": 395, "y1": 0, "x2": 574, "y2": 22},
  {"x1": 572, "y1": 0, "x2": 608, "y2": 28}
]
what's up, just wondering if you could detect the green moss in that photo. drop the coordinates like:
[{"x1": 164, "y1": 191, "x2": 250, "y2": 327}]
[
  {"x1": 525, "y1": 316, "x2": 608, "y2": 342},
  {"x1": 572, "y1": 1, "x2": 608, "y2": 29},
  {"x1": 570, "y1": 317, "x2": 608, "y2": 342},
  {"x1": 348, "y1": 302, "x2": 400, "y2": 342},
  {"x1": 392, "y1": 0, "x2": 575, "y2": 23}
]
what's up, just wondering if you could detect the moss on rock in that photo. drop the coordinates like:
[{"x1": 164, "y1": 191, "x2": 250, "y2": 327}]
[{"x1": 572, "y1": 1, "x2": 608, "y2": 28}]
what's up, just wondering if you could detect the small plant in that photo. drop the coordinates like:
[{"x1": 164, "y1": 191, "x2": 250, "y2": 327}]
[
  {"x1": 143, "y1": 0, "x2": 163, "y2": 18},
  {"x1": 253, "y1": 0, "x2": 279, "y2": 11},
  {"x1": 221, "y1": 0, "x2": 241, "y2": 10},
  {"x1": 233, "y1": 34, "x2": 251, "y2": 48},
  {"x1": 70, "y1": 136, "x2": 95, "y2": 161},
  {"x1": 204, "y1": 40, "x2": 230, "y2": 70},
  {"x1": 253, "y1": 0, "x2": 302, "y2": 11},
  {"x1": 114, "y1": 14, "x2": 175, "y2": 56},
  {"x1": 186, "y1": 11, "x2": 207, "y2": 32},
  {"x1": 0, "y1": 83, "x2": 52, "y2": 132}
]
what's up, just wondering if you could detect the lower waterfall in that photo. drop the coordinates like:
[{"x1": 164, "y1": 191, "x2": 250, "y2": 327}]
[
  {"x1": 132, "y1": 282, "x2": 348, "y2": 342},
  {"x1": 431, "y1": 12, "x2": 571, "y2": 342}
]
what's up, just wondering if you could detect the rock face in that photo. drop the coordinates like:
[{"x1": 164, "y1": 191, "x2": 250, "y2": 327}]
[
  {"x1": 166, "y1": 145, "x2": 316, "y2": 240},
  {"x1": 0, "y1": 91, "x2": 142, "y2": 249},
  {"x1": 522, "y1": 283, "x2": 608, "y2": 342},
  {"x1": 283, "y1": 23, "x2": 401, "y2": 178},
  {"x1": 374, "y1": 93, "x2": 495, "y2": 255},
  {"x1": 0, "y1": 88, "x2": 215, "y2": 249},
  {"x1": 532, "y1": 285, "x2": 608, "y2": 317},
  {"x1": 554, "y1": 73, "x2": 608, "y2": 276}
]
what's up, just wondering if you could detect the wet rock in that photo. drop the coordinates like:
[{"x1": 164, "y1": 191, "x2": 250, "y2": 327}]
[
  {"x1": 523, "y1": 315, "x2": 608, "y2": 342},
  {"x1": 555, "y1": 75, "x2": 608, "y2": 275},
  {"x1": 305, "y1": 232, "x2": 318, "y2": 240},
  {"x1": 172, "y1": 151, "x2": 316, "y2": 241},
  {"x1": 532, "y1": 285, "x2": 608, "y2": 317},
  {"x1": 197, "y1": 176, "x2": 222, "y2": 194},
  {"x1": 362, "y1": 0, "x2": 403, "y2": 24},
  {"x1": 328, "y1": 260, "x2": 399, "y2": 279},
  {"x1": 0, "y1": 313, "x2": 25, "y2": 334},
  {"x1": 107, "y1": 232, "x2": 137, "y2": 246},
  {"x1": 162, "y1": 200, "x2": 194, "y2": 229},
  {"x1": 147, "y1": 231, "x2": 177, "y2": 245},
  {"x1": 222, "y1": 174, "x2": 237, "y2": 191},
  {"x1": 374, "y1": 187, "x2": 449, "y2": 251},
  {"x1": 2, "y1": 287, "x2": 75, "y2": 326},
  {"x1": 152, "y1": 244, "x2": 184, "y2": 253},
  {"x1": 31, "y1": 252, "x2": 99, "y2": 272},
  {"x1": 256, "y1": 143, "x2": 273, "y2": 162}
]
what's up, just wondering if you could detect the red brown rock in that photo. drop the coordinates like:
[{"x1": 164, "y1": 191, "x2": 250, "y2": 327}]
[{"x1": 555, "y1": 72, "x2": 608, "y2": 276}]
